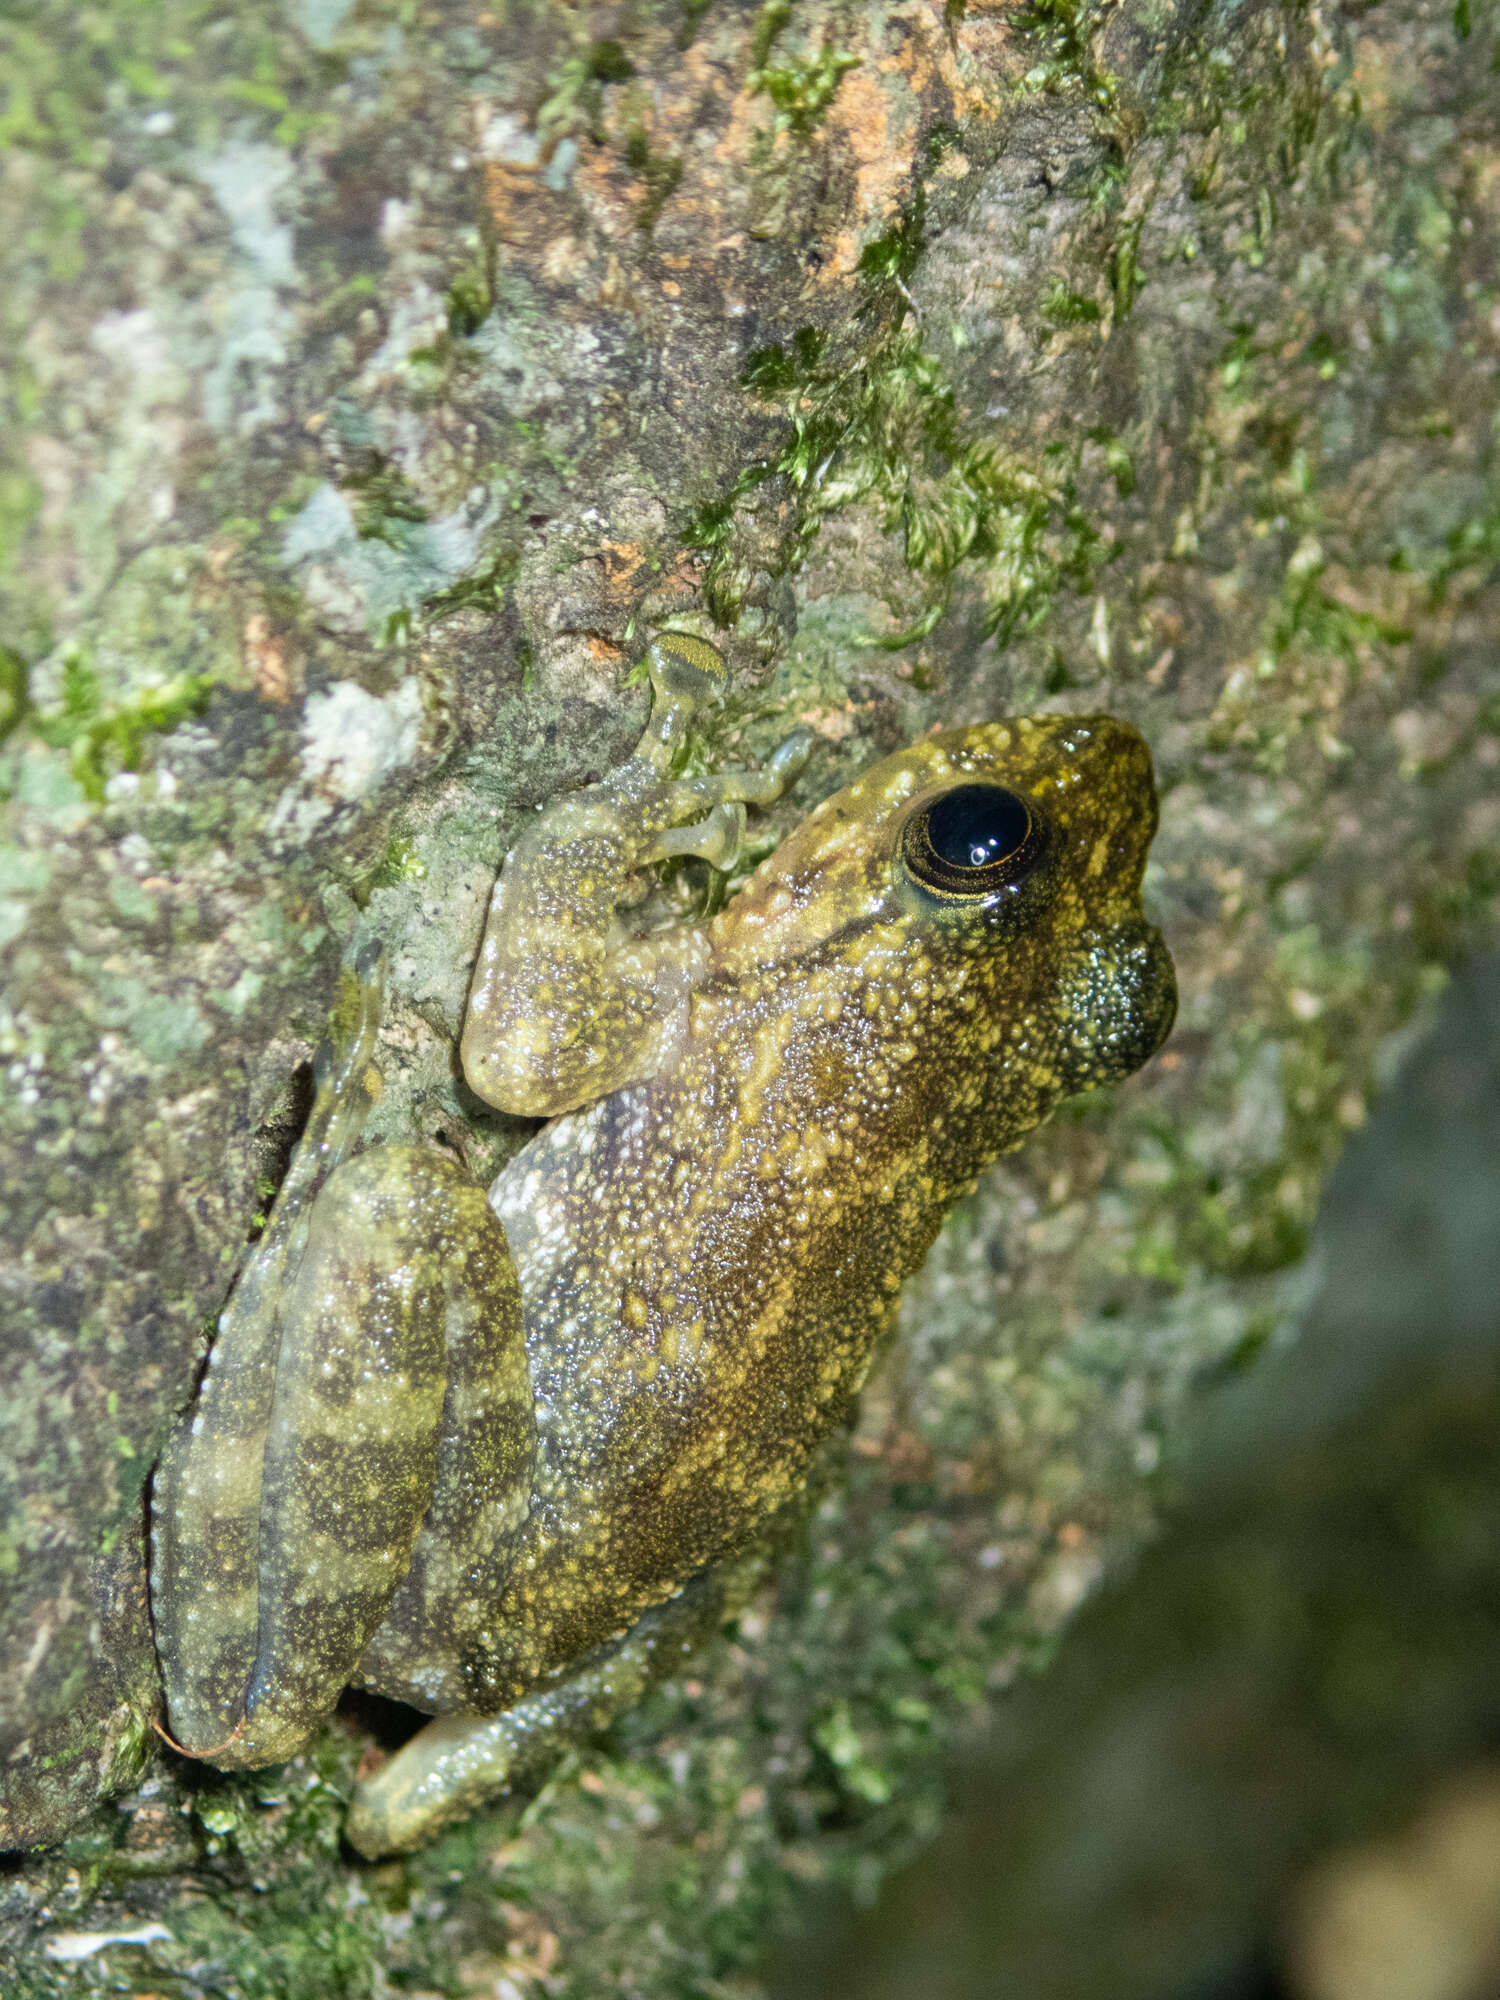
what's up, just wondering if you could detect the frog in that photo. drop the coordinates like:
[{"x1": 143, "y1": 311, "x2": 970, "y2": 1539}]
[{"x1": 149, "y1": 632, "x2": 1176, "y2": 1857}]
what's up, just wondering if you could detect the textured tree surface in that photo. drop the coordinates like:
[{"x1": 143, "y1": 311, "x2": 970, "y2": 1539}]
[
  {"x1": 0, "y1": 0, "x2": 1496, "y2": 1993},
  {"x1": 772, "y1": 950, "x2": 1500, "y2": 2000}
]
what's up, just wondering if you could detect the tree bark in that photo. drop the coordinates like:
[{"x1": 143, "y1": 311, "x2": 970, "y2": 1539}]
[{"x1": 0, "y1": 0, "x2": 1496, "y2": 1991}]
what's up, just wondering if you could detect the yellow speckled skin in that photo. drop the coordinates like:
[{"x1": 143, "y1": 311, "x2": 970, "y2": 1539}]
[{"x1": 151, "y1": 635, "x2": 1175, "y2": 1854}]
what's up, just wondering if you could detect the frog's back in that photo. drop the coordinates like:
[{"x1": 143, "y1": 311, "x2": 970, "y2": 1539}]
[{"x1": 471, "y1": 714, "x2": 1176, "y2": 1709}]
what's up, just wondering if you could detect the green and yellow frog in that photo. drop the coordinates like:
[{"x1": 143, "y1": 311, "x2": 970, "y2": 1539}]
[{"x1": 150, "y1": 634, "x2": 1176, "y2": 1855}]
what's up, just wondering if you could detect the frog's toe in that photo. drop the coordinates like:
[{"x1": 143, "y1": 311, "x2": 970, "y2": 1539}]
[
  {"x1": 653, "y1": 798, "x2": 748, "y2": 870},
  {"x1": 765, "y1": 723, "x2": 815, "y2": 792},
  {"x1": 646, "y1": 631, "x2": 728, "y2": 708}
]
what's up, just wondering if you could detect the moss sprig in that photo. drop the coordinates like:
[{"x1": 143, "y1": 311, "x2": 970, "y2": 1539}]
[{"x1": 690, "y1": 318, "x2": 1102, "y2": 645}]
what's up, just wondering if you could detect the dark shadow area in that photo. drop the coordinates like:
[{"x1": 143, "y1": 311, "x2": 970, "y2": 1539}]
[
  {"x1": 767, "y1": 952, "x2": 1500, "y2": 2000},
  {"x1": 334, "y1": 1686, "x2": 432, "y2": 1757}
]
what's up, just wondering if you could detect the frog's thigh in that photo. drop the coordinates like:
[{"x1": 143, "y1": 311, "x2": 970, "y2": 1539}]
[
  {"x1": 154, "y1": 1147, "x2": 530, "y2": 1769},
  {"x1": 345, "y1": 1555, "x2": 762, "y2": 1857}
]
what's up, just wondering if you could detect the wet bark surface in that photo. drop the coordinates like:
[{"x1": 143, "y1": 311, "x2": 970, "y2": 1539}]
[{"x1": 0, "y1": 0, "x2": 1496, "y2": 1992}]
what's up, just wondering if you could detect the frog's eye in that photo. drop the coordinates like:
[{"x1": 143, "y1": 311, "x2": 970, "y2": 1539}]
[{"x1": 900, "y1": 782, "x2": 1045, "y2": 899}]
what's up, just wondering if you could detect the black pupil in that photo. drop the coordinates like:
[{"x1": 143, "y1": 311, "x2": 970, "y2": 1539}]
[{"x1": 925, "y1": 784, "x2": 1030, "y2": 871}]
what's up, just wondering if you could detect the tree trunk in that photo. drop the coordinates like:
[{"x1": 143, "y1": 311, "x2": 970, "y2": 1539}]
[{"x1": 1, "y1": 0, "x2": 1495, "y2": 1991}]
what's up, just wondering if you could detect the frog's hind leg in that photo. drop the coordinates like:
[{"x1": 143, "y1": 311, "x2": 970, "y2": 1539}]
[
  {"x1": 344, "y1": 1554, "x2": 762, "y2": 1858},
  {"x1": 151, "y1": 948, "x2": 534, "y2": 1771}
]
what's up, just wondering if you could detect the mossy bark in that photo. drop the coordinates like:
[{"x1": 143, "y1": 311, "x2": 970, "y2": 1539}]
[
  {"x1": 772, "y1": 949, "x2": 1500, "y2": 2000},
  {"x1": 0, "y1": 0, "x2": 1496, "y2": 1993}
]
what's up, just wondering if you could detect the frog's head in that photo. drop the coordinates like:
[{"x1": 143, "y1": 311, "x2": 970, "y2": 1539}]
[{"x1": 712, "y1": 712, "x2": 1175, "y2": 1115}]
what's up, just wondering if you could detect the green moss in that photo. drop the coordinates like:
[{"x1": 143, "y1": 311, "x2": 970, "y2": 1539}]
[
  {"x1": 1015, "y1": 0, "x2": 1119, "y2": 114},
  {"x1": 0, "y1": 0, "x2": 341, "y2": 163},
  {"x1": 367, "y1": 833, "x2": 427, "y2": 892},
  {"x1": 750, "y1": 0, "x2": 794, "y2": 72},
  {"x1": 1043, "y1": 281, "x2": 1104, "y2": 326},
  {"x1": 675, "y1": 0, "x2": 716, "y2": 49},
  {"x1": 6, "y1": 651, "x2": 214, "y2": 806},
  {"x1": 1265, "y1": 570, "x2": 1413, "y2": 677},
  {"x1": 537, "y1": 32, "x2": 637, "y2": 143},
  {"x1": 625, "y1": 126, "x2": 686, "y2": 235},
  {"x1": 445, "y1": 255, "x2": 493, "y2": 339},
  {"x1": 1110, "y1": 213, "x2": 1145, "y2": 317},
  {"x1": 423, "y1": 547, "x2": 520, "y2": 620},
  {"x1": 811, "y1": 1699, "x2": 898, "y2": 1807},
  {"x1": 752, "y1": 38, "x2": 862, "y2": 138},
  {"x1": 0, "y1": 365, "x2": 46, "y2": 659},
  {"x1": 0, "y1": 645, "x2": 29, "y2": 742},
  {"x1": 585, "y1": 38, "x2": 635, "y2": 86},
  {"x1": 1429, "y1": 496, "x2": 1500, "y2": 602},
  {"x1": 690, "y1": 319, "x2": 1103, "y2": 645},
  {"x1": 346, "y1": 458, "x2": 431, "y2": 544},
  {"x1": 1122, "y1": 945, "x2": 1456, "y2": 1289},
  {"x1": 856, "y1": 187, "x2": 927, "y2": 290},
  {"x1": 1101, "y1": 435, "x2": 1136, "y2": 497}
]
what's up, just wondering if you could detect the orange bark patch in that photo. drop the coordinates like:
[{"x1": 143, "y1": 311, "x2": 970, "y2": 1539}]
[{"x1": 244, "y1": 613, "x2": 293, "y2": 704}]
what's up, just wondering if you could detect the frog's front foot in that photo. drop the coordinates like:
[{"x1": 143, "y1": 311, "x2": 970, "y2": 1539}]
[
  {"x1": 461, "y1": 634, "x2": 812, "y2": 1116},
  {"x1": 637, "y1": 633, "x2": 814, "y2": 826},
  {"x1": 644, "y1": 639, "x2": 814, "y2": 872}
]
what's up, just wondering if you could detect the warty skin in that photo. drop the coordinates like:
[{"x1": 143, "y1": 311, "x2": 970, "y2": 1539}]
[{"x1": 148, "y1": 635, "x2": 1176, "y2": 1854}]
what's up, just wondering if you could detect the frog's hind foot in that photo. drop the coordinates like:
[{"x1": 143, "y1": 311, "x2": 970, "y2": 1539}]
[{"x1": 345, "y1": 1555, "x2": 763, "y2": 1858}]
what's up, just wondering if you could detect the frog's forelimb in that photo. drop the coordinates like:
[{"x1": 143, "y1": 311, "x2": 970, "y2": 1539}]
[{"x1": 462, "y1": 632, "x2": 812, "y2": 1117}]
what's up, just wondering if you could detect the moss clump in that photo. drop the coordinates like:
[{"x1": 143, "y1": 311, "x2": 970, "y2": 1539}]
[
  {"x1": 689, "y1": 320, "x2": 1102, "y2": 646},
  {"x1": 445, "y1": 258, "x2": 493, "y2": 340},
  {"x1": 1043, "y1": 281, "x2": 1105, "y2": 327},
  {"x1": 624, "y1": 125, "x2": 686, "y2": 235},
  {"x1": 423, "y1": 548, "x2": 520, "y2": 622},
  {"x1": 751, "y1": 38, "x2": 862, "y2": 138},
  {"x1": 1015, "y1": 0, "x2": 1119, "y2": 114},
  {"x1": 346, "y1": 459, "x2": 431, "y2": 545},
  {"x1": 537, "y1": 32, "x2": 637, "y2": 143},
  {"x1": 2, "y1": 650, "x2": 213, "y2": 805}
]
